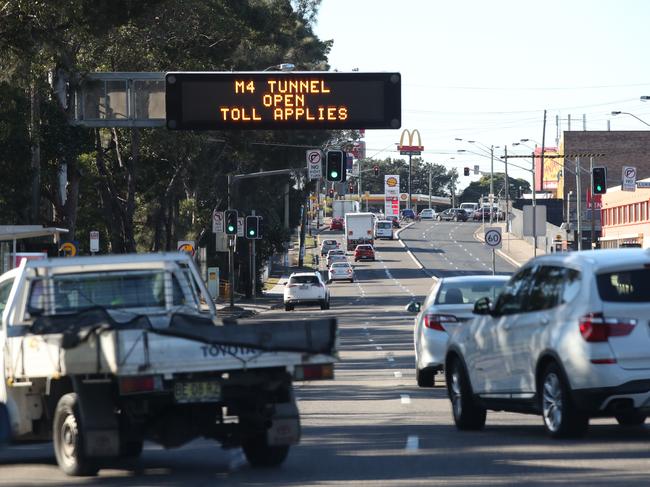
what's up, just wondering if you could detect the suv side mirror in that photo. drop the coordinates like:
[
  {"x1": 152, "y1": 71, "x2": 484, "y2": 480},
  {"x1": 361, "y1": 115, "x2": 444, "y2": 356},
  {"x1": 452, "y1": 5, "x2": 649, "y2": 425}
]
[
  {"x1": 473, "y1": 296, "x2": 492, "y2": 315},
  {"x1": 406, "y1": 300, "x2": 421, "y2": 313}
]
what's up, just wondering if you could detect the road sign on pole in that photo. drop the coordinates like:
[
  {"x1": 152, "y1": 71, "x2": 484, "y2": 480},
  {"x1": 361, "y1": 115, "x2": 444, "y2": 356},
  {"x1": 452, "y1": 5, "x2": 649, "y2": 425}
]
[
  {"x1": 212, "y1": 210, "x2": 224, "y2": 233},
  {"x1": 307, "y1": 149, "x2": 323, "y2": 180},
  {"x1": 484, "y1": 227, "x2": 502, "y2": 250},
  {"x1": 237, "y1": 217, "x2": 244, "y2": 237},
  {"x1": 89, "y1": 231, "x2": 99, "y2": 254},
  {"x1": 622, "y1": 166, "x2": 636, "y2": 192},
  {"x1": 485, "y1": 227, "x2": 502, "y2": 276}
]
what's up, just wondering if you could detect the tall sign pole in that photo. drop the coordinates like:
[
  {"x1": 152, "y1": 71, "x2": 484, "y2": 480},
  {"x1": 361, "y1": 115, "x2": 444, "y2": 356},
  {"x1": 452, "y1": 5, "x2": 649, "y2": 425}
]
[{"x1": 397, "y1": 129, "x2": 423, "y2": 211}]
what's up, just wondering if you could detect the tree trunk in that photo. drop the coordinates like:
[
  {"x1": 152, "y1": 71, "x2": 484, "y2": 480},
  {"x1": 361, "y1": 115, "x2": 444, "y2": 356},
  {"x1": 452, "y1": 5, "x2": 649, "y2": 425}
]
[
  {"x1": 94, "y1": 129, "x2": 124, "y2": 252},
  {"x1": 29, "y1": 80, "x2": 41, "y2": 222}
]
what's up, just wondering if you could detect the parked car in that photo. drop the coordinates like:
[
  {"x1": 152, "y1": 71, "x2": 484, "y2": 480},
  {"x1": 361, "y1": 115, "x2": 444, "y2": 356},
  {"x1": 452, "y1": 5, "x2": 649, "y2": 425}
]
[
  {"x1": 445, "y1": 249, "x2": 650, "y2": 438},
  {"x1": 283, "y1": 272, "x2": 330, "y2": 311},
  {"x1": 326, "y1": 248, "x2": 347, "y2": 267},
  {"x1": 412, "y1": 275, "x2": 508, "y2": 387},
  {"x1": 329, "y1": 218, "x2": 344, "y2": 231},
  {"x1": 472, "y1": 207, "x2": 493, "y2": 221},
  {"x1": 459, "y1": 202, "x2": 479, "y2": 219},
  {"x1": 320, "y1": 239, "x2": 339, "y2": 256},
  {"x1": 401, "y1": 208, "x2": 416, "y2": 220},
  {"x1": 354, "y1": 244, "x2": 375, "y2": 262},
  {"x1": 328, "y1": 261, "x2": 355, "y2": 283},
  {"x1": 437, "y1": 208, "x2": 468, "y2": 222},
  {"x1": 419, "y1": 208, "x2": 437, "y2": 220}
]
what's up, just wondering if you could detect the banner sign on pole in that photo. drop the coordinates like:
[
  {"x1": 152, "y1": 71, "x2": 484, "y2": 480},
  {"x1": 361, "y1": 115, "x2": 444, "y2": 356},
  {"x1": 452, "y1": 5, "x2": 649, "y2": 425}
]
[{"x1": 89, "y1": 231, "x2": 99, "y2": 253}]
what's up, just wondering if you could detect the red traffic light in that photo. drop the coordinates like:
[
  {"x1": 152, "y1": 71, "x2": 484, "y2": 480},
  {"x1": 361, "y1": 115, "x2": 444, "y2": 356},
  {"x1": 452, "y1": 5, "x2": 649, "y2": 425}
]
[
  {"x1": 373, "y1": 165, "x2": 379, "y2": 176},
  {"x1": 463, "y1": 167, "x2": 470, "y2": 176}
]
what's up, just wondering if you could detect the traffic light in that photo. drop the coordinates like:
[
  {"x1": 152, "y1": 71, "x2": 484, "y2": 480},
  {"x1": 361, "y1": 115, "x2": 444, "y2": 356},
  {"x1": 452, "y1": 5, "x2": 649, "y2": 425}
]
[
  {"x1": 326, "y1": 150, "x2": 346, "y2": 182},
  {"x1": 463, "y1": 167, "x2": 470, "y2": 176},
  {"x1": 328, "y1": 188, "x2": 334, "y2": 198},
  {"x1": 348, "y1": 183, "x2": 354, "y2": 193},
  {"x1": 373, "y1": 165, "x2": 379, "y2": 176},
  {"x1": 592, "y1": 167, "x2": 607, "y2": 194},
  {"x1": 225, "y1": 210, "x2": 238, "y2": 235},
  {"x1": 245, "y1": 216, "x2": 260, "y2": 239}
]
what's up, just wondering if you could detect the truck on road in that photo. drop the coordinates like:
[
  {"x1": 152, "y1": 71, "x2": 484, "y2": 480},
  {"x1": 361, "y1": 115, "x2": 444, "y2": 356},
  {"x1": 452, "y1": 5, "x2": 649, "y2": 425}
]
[
  {"x1": 344, "y1": 212, "x2": 375, "y2": 251},
  {"x1": 332, "y1": 199, "x2": 360, "y2": 220},
  {"x1": 0, "y1": 254, "x2": 337, "y2": 476}
]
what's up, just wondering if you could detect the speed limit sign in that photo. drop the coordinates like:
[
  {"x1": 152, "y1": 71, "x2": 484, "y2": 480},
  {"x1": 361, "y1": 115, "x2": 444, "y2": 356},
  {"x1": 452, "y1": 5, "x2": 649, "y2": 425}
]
[{"x1": 484, "y1": 227, "x2": 502, "y2": 249}]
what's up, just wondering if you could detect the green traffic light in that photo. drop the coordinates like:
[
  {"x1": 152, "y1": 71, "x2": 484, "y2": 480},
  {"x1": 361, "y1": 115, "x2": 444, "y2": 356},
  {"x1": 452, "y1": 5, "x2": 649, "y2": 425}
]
[
  {"x1": 248, "y1": 229, "x2": 255, "y2": 236},
  {"x1": 596, "y1": 185, "x2": 602, "y2": 191},
  {"x1": 330, "y1": 171, "x2": 338, "y2": 178},
  {"x1": 228, "y1": 225, "x2": 234, "y2": 232}
]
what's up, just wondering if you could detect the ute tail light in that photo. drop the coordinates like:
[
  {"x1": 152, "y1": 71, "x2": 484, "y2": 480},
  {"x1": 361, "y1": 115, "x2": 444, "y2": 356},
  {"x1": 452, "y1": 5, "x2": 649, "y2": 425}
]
[
  {"x1": 579, "y1": 312, "x2": 636, "y2": 342},
  {"x1": 423, "y1": 314, "x2": 458, "y2": 331},
  {"x1": 119, "y1": 375, "x2": 163, "y2": 395},
  {"x1": 294, "y1": 363, "x2": 334, "y2": 381}
]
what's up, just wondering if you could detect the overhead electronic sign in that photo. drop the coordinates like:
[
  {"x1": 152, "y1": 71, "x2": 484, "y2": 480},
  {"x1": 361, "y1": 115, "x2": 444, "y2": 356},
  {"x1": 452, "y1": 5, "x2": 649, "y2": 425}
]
[{"x1": 165, "y1": 71, "x2": 401, "y2": 130}]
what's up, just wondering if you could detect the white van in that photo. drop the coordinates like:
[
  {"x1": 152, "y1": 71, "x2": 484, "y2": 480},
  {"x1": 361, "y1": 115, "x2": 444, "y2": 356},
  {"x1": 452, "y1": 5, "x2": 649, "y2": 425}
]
[
  {"x1": 375, "y1": 219, "x2": 394, "y2": 240},
  {"x1": 459, "y1": 202, "x2": 479, "y2": 218}
]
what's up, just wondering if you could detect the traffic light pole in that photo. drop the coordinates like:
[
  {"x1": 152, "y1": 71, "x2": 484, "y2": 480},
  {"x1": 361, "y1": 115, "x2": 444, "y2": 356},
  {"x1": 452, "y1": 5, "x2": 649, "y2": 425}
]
[
  {"x1": 590, "y1": 157, "x2": 595, "y2": 250},
  {"x1": 227, "y1": 174, "x2": 235, "y2": 308}
]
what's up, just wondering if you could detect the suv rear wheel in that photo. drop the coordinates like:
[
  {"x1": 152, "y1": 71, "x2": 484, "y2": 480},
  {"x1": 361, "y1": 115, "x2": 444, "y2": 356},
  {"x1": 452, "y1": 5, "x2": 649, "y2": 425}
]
[
  {"x1": 615, "y1": 412, "x2": 647, "y2": 426},
  {"x1": 446, "y1": 358, "x2": 486, "y2": 430},
  {"x1": 540, "y1": 363, "x2": 588, "y2": 438}
]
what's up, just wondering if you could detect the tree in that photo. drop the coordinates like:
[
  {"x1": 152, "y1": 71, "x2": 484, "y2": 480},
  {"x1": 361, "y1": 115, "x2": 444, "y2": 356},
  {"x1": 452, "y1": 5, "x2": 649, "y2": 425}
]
[{"x1": 459, "y1": 173, "x2": 531, "y2": 204}]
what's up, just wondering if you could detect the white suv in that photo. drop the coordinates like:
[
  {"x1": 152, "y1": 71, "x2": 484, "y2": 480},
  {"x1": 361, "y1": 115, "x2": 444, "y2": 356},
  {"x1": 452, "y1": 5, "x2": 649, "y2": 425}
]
[
  {"x1": 445, "y1": 249, "x2": 650, "y2": 438},
  {"x1": 283, "y1": 272, "x2": 330, "y2": 311}
]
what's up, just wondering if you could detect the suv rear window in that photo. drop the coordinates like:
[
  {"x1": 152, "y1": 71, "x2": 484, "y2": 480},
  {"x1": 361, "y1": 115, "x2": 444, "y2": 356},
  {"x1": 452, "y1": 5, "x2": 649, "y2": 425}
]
[
  {"x1": 597, "y1": 269, "x2": 650, "y2": 302},
  {"x1": 290, "y1": 275, "x2": 319, "y2": 284}
]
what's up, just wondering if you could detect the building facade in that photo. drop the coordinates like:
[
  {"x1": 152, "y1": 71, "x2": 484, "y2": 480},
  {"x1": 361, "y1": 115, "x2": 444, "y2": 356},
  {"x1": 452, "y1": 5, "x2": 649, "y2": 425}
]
[{"x1": 600, "y1": 179, "x2": 650, "y2": 248}]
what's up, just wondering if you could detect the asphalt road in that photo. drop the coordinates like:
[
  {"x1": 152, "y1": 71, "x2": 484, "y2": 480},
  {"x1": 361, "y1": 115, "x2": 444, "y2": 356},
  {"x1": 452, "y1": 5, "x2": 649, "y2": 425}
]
[{"x1": 2, "y1": 224, "x2": 650, "y2": 485}]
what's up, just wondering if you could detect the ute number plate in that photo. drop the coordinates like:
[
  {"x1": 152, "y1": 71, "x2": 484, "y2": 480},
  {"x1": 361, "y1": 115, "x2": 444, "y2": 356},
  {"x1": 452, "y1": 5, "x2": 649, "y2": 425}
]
[{"x1": 174, "y1": 381, "x2": 221, "y2": 403}]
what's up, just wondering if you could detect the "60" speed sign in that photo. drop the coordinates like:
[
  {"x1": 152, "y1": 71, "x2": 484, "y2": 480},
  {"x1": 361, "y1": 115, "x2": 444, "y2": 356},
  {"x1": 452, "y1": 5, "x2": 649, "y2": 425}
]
[{"x1": 484, "y1": 227, "x2": 502, "y2": 249}]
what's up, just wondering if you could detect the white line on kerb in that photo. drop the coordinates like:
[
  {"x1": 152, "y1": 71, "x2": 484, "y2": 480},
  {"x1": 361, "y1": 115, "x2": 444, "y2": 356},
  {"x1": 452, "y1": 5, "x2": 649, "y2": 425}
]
[
  {"x1": 400, "y1": 394, "x2": 411, "y2": 404},
  {"x1": 405, "y1": 435, "x2": 419, "y2": 451}
]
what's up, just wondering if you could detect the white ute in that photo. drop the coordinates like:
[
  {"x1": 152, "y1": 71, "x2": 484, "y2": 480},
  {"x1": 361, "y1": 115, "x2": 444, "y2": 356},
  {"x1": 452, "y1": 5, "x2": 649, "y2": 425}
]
[{"x1": 0, "y1": 254, "x2": 336, "y2": 475}]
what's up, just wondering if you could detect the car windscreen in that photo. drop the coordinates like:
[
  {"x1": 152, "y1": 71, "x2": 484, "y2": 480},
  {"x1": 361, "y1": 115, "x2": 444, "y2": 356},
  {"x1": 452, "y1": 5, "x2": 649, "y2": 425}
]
[
  {"x1": 27, "y1": 270, "x2": 190, "y2": 315},
  {"x1": 377, "y1": 222, "x2": 392, "y2": 229},
  {"x1": 290, "y1": 275, "x2": 319, "y2": 284},
  {"x1": 435, "y1": 280, "x2": 506, "y2": 305},
  {"x1": 596, "y1": 269, "x2": 650, "y2": 302}
]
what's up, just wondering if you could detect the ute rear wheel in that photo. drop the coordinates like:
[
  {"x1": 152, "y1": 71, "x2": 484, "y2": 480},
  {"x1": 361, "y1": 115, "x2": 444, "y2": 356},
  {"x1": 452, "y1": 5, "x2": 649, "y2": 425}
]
[
  {"x1": 242, "y1": 434, "x2": 290, "y2": 468},
  {"x1": 53, "y1": 393, "x2": 99, "y2": 477}
]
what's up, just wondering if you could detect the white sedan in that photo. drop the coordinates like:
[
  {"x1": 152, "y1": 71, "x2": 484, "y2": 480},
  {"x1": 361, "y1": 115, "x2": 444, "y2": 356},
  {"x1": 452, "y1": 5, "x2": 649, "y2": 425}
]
[
  {"x1": 328, "y1": 262, "x2": 355, "y2": 283},
  {"x1": 412, "y1": 275, "x2": 508, "y2": 387}
]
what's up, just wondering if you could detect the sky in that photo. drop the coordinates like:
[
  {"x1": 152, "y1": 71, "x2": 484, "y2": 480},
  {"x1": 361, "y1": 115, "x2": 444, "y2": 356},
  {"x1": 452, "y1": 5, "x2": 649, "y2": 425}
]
[{"x1": 313, "y1": 0, "x2": 650, "y2": 187}]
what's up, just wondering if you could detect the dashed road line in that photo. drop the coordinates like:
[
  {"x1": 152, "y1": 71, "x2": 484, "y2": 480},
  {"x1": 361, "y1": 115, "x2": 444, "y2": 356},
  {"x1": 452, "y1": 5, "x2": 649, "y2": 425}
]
[
  {"x1": 400, "y1": 394, "x2": 411, "y2": 404},
  {"x1": 405, "y1": 435, "x2": 419, "y2": 451}
]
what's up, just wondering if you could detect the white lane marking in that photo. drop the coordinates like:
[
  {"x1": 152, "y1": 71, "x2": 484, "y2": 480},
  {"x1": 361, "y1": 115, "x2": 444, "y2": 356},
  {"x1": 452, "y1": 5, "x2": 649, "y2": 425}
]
[
  {"x1": 394, "y1": 371, "x2": 402, "y2": 378},
  {"x1": 387, "y1": 355, "x2": 395, "y2": 362},
  {"x1": 376, "y1": 346, "x2": 383, "y2": 350},
  {"x1": 405, "y1": 435, "x2": 419, "y2": 451},
  {"x1": 400, "y1": 394, "x2": 411, "y2": 404},
  {"x1": 369, "y1": 338, "x2": 374, "y2": 342}
]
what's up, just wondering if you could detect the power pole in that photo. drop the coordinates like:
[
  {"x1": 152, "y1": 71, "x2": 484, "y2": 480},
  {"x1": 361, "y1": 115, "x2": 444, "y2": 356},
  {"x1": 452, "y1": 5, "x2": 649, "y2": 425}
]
[
  {"x1": 227, "y1": 174, "x2": 235, "y2": 308},
  {"x1": 489, "y1": 145, "x2": 494, "y2": 224},
  {"x1": 590, "y1": 157, "x2": 596, "y2": 250},
  {"x1": 504, "y1": 146, "x2": 509, "y2": 231},
  {"x1": 407, "y1": 153, "x2": 412, "y2": 209}
]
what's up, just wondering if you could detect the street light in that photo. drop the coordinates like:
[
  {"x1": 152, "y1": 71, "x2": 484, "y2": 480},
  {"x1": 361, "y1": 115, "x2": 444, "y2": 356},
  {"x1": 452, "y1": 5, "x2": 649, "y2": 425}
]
[
  {"x1": 467, "y1": 141, "x2": 498, "y2": 223},
  {"x1": 610, "y1": 111, "x2": 650, "y2": 127}
]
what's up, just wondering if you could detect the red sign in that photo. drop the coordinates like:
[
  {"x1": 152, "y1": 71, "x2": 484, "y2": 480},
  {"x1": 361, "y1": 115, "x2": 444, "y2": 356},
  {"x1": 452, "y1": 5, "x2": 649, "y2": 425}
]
[{"x1": 586, "y1": 190, "x2": 602, "y2": 210}]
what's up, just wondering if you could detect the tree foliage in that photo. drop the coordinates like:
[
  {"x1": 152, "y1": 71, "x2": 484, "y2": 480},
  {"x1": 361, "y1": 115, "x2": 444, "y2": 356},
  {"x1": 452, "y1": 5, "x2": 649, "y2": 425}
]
[
  {"x1": 0, "y1": 0, "x2": 332, "y2": 292},
  {"x1": 459, "y1": 173, "x2": 531, "y2": 204}
]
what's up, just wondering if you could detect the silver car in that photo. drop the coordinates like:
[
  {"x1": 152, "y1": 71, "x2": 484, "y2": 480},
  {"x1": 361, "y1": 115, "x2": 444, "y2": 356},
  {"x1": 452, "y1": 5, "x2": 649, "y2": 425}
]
[{"x1": 413, "y1": 275, "x2": 508, "y2": 387}]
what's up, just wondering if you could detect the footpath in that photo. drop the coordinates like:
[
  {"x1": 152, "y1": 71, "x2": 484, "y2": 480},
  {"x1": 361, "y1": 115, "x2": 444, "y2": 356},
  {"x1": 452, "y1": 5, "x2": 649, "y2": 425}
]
[{"x1": 216, "y1": 220, "x2": 327, "y2": 322}]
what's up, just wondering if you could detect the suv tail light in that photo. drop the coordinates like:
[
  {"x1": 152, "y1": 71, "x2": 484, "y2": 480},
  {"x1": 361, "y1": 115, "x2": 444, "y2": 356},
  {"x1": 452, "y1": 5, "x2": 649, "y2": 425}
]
[
  {"x1": 579, "y1": 312, "x2": 636, "y2": 342},
  {"x1": 423, "y1": 314, "x2": 457, "y2": 331}
]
